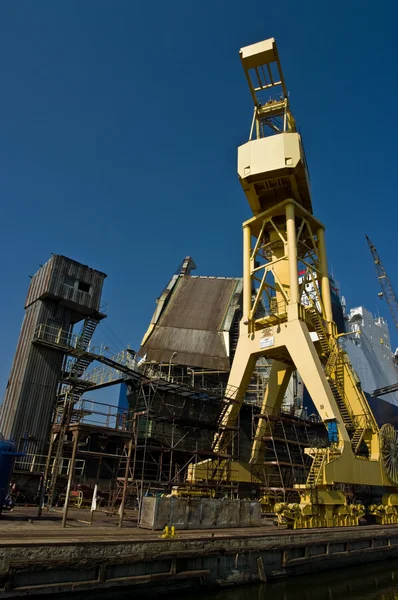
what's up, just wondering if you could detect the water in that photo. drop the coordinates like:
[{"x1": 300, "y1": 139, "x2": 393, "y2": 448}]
[
  {"x1": 188, "y1": 559, "x2": 398, "y2": 600},
  {"x1": 66, "y1": 559, "x2": 398, "y2": 600}
]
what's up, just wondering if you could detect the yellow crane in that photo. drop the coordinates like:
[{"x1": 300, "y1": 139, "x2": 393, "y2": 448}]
[{"x1": 191, "y1": 38, "x2": 398, "y2": 528}]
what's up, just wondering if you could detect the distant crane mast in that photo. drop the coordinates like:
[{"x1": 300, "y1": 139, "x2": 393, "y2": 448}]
[
  {"x1": 367, "y1": 235, "x2": 398, "y2": 398},
  {"x1": 366, "y1": 235, "x2": 398, "y2": 330}
]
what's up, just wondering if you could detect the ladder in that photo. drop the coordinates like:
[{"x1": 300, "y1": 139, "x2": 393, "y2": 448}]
[
  {"x1": 112, "y1": 444, "x2": 135, "y2": 508},
  {"x1": 46, "y1": 379, "x2": 93, "y2": 507},
  {"x1": 46, "y1": 395, "x2": 74, "y2": 507}
]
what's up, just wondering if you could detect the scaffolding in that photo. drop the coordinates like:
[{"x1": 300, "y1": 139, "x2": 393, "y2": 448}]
[
  {"x1": 32, "y1": 370, "x2": 242, "y2": 521},
  {"x1": 123, "y1": 376, "x2": 241, "y2": 512},
  {"x1": 250, "y1": 408, "x2": 326, "y2": 503},
  {"x1": 25, "y1": 321, "x2": 329, "y2": 524}
]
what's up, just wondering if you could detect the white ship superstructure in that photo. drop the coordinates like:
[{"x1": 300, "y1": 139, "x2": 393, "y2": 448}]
[{"x1": 345, "y1": 306, "x2": 398, "y2": 407}]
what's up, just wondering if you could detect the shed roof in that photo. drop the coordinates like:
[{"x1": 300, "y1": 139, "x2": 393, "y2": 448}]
[{"x1": 141, "y1": 276, "x2": 242, "y2": 371}]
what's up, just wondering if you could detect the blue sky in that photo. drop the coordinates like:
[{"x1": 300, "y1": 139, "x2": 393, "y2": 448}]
[{"x1": 1, "y1": 0, "x2": 397, "y2": 401}]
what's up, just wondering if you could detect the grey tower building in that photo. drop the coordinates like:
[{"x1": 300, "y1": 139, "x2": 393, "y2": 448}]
[{"x1": 0, "y1": 255, "x2": 106, "y2": 453}]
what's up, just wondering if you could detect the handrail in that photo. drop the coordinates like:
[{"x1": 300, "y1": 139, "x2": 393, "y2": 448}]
[
  {"x1": 14, "y1": 453, "x2": 85, "y2": 476},
  {"x1": 33, "y1": 323, "x2": 79, "y2": 348}
]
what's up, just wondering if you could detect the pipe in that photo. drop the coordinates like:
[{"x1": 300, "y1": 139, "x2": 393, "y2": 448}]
[
  {"x1": 62, "y1": 430, "x2": 79, "y2": 528},
  {"x1": 243, "y1": 225, "x2": 251, "y2": 321},
  {"x1": 285, "y1": 202, "x2": 299, "y2": 304},
  {"x1": 317, "y1": 226, "x2": 333, "y2": 323},
  {"x1": 118, "y1": 437, "x2": 133, "y2": 528}
]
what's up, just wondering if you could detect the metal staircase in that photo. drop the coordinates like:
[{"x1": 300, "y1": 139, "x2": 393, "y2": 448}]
[
  {"x1": 326, "y1": 349, "x2": 375, "y2": 455},
  {"x1": 212, "y1": 399, "x2": 236, "y2": 455},
  {"x1": 56, "y1": 380, "x2": 94, "y2": 423},
  {"x1": 306, "y1": 449, "x2": 325, "y2": 487},
  {"x1": 307, "y1": 307, "x2": 330, "y2": 355},
  {"x1": 305, "y1": 310, "x2": 372, "y2": 461},
  {"x1": 335, "y1": 357, "x2": 345, "y2": 392},
  {"x1": 328, "y1": 379, "x2": 353, "y2": 429},
  {"x1": 324, "y1": 347, "x2": 338, "y2": 377},
  {"x1": 321, "y1": 342, "x2": 353, "y2": 431},
  {"x1": 69, "y1": 318, "x2": 99, "y2": 377},
  {"x1": 351, "y1": 427, "x2": 365, "y2": 454}
]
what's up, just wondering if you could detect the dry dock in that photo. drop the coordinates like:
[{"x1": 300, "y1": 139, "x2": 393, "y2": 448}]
[{"x1": 2, "y1": 509, "x2": 398, "y2": 597}]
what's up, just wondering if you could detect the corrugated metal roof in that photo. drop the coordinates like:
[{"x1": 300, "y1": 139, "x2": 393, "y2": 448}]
[
  {"x1": 163, "y1": 277, "x2": 239, "y2": 330},
  {"x1": 141, "y1": 276, "x2": 242, "y2": 370}
]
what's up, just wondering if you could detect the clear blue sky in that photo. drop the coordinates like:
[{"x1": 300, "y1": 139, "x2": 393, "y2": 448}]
[{"x1": 1, "y1": 0, "x2": 397, "y2": 399}]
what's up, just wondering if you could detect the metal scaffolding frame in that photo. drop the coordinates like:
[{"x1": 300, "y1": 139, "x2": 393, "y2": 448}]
[
  {"x1": 27, "y1": 320, "x2": 329, "y2": 524},
  {"x1": 121, "y1": 375, "x2": 241, "y2": 516},
  {"x1": 250, "y1": 408, "x2": 321, "y2": 502}
]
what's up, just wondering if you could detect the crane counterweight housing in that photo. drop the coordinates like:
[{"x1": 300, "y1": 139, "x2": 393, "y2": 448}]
[{"x1": 238, "y1": 132, "x2": 311, "y2": 215}]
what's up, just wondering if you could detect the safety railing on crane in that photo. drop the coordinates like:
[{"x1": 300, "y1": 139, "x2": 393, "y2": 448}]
[{"x1": 253, "y1": 298, "x2": 288, "y2": 325}]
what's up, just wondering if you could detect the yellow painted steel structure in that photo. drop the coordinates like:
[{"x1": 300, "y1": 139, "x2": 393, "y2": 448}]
[{"x1": 196, "y1": 38, "x2": 398, "y2": 526}]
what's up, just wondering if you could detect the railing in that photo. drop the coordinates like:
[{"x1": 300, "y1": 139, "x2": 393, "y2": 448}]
[
  {"x1": 14, "y1": 453, "x2": 85, "y2": 476},
  {"x1": 54, "y1": 397, "x2": 131, "y2": 431},
  {"x1": 139, "y1": 362, "x2": 240, "y2": 402},
  {"x1": 33, "y1": 324, "x2": 79, "y2": 349},
  {"x1": 82, "y1": 349, "x2": 137, "y2": 386},
  {"x1": 253, "y1": 298, "x2": 288, "y2": 324},
  {"x1": 340, "y1": 352, "x2": 377, "y2": 432},
  {"x1": 99, "y1": 301, "x2": 109, "y2": 315},
  {"x1": 34, "y1": 324, "x2": 246, "y2": 403},
  {"x1": 324, "y1": 346, "x2": 339, "y2": 377},
  {"x1": 70, "y1": 398, "x2": 131, "y2": 430}
]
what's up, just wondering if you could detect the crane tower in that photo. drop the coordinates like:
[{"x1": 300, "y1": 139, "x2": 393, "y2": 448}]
[
  {"x1": 367, "y1": 235, "x2": 398, "y2": 331},
  {"x1": 205, "y1": 39, "x2": 398, "y2": 527}
]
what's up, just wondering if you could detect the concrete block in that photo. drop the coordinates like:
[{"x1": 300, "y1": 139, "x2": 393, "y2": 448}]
[{"x1": 139, "y1": 497, "x2": 261, "y2": 530}]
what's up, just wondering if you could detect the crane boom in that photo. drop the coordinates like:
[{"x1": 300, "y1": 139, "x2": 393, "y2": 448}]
[{"x1": 366, "y1": 235, "x2": 398, "y2": 330}]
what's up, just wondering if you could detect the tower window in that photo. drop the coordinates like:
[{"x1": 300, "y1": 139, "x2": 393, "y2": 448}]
[
  {"x1": 78, "y1": 281, "x2": 91, "y2": 293},
  {"x1": 64, "y1": 275, "x2": 76, "y2": 287}
]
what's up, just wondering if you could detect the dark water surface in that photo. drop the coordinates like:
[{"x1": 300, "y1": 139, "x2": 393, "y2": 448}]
[
  {"x1": 65, "y1": 559, "x2": 398, "y2": 600},
  {"x1": 190, "y1": 559, "x2": 398, "y2": 600}
]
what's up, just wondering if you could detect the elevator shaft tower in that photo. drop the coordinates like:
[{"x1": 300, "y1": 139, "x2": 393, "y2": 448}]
[{"x1": 0, "y1": 255, "x2": 107, "y2": 455}]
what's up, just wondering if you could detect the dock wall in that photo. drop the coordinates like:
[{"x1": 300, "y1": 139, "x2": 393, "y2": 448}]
[{"x1": 2, "y1": 525, "x2": 398, "y2": 597}]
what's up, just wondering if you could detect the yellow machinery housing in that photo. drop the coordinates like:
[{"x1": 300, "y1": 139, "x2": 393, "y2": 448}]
[{"x1": 192, "y1": 38, "x2": 398, "y2": 528}]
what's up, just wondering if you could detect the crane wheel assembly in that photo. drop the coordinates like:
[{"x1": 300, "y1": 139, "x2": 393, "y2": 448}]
[{"x1": 380, "y1": 424, "x2": 398, "y2": 485}]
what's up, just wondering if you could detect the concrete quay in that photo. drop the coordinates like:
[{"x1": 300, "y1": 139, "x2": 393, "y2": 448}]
[{"x1": 2, "y1": 508, "x2": 398, "y2": 597}]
